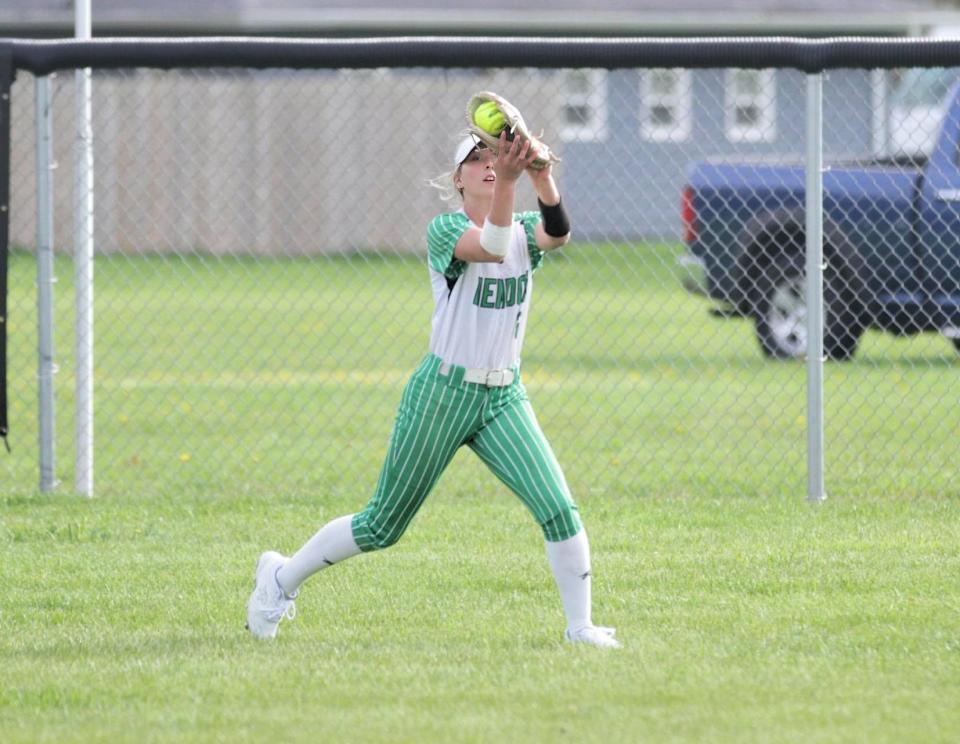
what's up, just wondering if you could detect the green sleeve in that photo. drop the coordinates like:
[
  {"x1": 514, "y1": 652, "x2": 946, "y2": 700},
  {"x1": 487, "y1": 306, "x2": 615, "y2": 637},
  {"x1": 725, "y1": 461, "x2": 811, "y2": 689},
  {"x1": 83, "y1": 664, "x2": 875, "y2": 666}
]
[
  {"x1": 517, "y1": 211, "x2": 545, "y2": 272},
  {"x1": 427, "y1": 212, "x2": 470, "y2": 279}
]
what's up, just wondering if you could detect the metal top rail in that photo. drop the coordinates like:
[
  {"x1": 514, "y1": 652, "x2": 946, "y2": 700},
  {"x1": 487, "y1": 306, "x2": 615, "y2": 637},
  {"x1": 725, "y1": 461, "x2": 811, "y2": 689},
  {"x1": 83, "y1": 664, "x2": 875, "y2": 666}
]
[{"x1": 4, "y1": 36, "x2": 960, "y2": 74}]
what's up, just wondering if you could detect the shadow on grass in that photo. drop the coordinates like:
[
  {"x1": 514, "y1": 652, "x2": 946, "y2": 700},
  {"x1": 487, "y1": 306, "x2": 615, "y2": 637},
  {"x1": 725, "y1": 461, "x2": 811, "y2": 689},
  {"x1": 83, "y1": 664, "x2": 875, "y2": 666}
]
[{"x1": 526, "y1": 349, "x2": 959, "y2": 373}]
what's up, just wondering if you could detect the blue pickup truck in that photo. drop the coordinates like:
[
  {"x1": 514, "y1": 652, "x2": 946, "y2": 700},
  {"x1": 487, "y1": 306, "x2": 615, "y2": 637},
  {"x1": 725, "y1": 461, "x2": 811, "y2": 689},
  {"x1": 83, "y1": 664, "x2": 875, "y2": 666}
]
[{"x1": 680, "y1": 85, "x2": 960, "y2": 360}]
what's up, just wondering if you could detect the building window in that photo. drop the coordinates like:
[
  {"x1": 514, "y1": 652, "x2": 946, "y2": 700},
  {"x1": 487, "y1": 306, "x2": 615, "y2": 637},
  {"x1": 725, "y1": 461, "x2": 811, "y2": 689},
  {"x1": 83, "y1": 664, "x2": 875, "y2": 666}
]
[
  {"x1": 560, "y1": 69, "x2": 608, "y2": 142},
  {"x1": 725, "y1": 69, "x2": 776, "y2": 143},
  {"x1": 641, "y1": 68, "x2": 692, "y2": 142}
]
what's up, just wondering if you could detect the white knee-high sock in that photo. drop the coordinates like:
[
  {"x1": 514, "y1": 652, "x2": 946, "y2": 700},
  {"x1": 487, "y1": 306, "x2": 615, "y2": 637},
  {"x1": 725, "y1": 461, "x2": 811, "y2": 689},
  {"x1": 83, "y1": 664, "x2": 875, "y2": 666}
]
[
  {"x1": 276, "y1": 514, "x2": 361, "y2": 597},
  {"x1": 545, "y1": 528, "x2": 592, "y2": 633}
]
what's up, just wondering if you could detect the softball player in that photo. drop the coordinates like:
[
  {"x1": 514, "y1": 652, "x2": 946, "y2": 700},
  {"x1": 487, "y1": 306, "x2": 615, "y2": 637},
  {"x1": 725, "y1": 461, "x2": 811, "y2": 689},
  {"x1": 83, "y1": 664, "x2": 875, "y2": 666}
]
[{"x1": 247, "y1": 131, "x2": 620, "y2": 648}]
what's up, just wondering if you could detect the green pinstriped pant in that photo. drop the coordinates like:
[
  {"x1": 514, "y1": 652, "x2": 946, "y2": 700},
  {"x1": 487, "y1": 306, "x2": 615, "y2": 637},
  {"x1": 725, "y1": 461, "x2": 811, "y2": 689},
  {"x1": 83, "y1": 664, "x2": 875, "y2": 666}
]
[{"x1": 351, "y1": 353, "x2": 582, "y2": 551}]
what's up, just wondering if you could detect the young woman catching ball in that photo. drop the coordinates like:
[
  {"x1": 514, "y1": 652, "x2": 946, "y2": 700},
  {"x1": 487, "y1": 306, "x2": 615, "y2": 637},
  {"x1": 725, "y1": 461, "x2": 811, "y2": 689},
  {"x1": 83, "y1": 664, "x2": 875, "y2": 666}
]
[{"x1": 246, "y1": 127, "x2": 620, "y2": 649}]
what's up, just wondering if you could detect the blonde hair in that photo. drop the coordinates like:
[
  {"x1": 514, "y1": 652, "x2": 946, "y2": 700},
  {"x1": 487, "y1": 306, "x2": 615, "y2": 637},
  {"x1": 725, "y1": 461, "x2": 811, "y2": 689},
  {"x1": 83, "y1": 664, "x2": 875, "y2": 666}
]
[
  {"x1": 429, "y1": 131, "x2": 482, "y2": 202},
  {"x1": 426, "y1": 167, "x2": 463, "y2": 203}
]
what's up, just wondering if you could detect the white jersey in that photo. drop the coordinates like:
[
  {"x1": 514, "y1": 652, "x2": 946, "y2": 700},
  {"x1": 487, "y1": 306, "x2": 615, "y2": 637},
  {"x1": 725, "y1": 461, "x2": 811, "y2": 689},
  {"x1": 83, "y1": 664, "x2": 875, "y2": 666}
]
[{"x1": 426, "y1": 209, "x2": 545, "y2": 370}]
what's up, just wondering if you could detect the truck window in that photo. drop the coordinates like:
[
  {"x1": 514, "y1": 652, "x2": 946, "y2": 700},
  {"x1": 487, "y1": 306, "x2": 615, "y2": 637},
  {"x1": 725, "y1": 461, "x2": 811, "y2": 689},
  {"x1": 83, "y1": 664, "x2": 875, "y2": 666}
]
[
  {"x1": 891, "y1": 68, "x2": 957, "y2": 109},
  {"x1": 889, "y1": 68, "x2": 959, "y2": 159}
]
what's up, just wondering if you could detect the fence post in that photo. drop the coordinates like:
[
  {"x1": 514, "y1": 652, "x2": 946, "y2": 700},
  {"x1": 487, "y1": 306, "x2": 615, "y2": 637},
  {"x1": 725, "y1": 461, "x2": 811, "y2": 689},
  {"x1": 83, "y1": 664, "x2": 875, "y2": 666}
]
[
  {"x1": 0, "y1": 44, "x2": 11, "y2": 454},
  {"x1": 805, "y1": 72, "x2": 826, "y2": 503},
  {"x1": 74, "y1": 0, "x2": 94, "y2": 496},
  {"x1": 36, "y1": 76, "x2": 57, "y2": 491}
]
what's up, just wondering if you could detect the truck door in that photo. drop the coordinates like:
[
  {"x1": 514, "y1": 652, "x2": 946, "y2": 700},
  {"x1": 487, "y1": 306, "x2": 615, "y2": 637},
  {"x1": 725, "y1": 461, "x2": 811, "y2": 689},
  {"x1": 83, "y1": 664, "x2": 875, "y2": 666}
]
[{"x1": 915, "y1": 85, "x2": 960, "y2": 329}]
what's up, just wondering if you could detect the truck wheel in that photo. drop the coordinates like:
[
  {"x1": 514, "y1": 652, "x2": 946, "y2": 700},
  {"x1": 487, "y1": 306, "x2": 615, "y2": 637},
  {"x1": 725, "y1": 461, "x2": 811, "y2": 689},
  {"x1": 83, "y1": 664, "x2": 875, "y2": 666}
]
[
  {"x1": 822, "y1": 241, "x2": 867, "y2": 361},
  {"x1": 750, "y1": 248, "x2": 865, "y2": 361},
  {"x1": 753, "y1": 258, "x2": 807, "y2": 359}
]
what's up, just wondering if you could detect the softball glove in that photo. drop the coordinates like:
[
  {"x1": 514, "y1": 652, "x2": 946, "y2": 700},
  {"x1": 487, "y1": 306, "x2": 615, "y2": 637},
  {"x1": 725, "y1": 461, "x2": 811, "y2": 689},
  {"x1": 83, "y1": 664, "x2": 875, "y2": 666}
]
[{"x1": 466, "y1": 91, "x2": 560, "y2": 171}]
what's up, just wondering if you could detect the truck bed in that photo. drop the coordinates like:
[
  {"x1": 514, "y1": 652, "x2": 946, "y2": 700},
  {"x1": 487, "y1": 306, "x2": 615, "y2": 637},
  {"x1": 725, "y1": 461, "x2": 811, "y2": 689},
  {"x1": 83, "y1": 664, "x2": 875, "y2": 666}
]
[
  {"x1": 687, "y1": 159, "x2": 922, "y2": 312},
  {"x1": 688, "y1": 159, "x2": 920, "y2": 208}
]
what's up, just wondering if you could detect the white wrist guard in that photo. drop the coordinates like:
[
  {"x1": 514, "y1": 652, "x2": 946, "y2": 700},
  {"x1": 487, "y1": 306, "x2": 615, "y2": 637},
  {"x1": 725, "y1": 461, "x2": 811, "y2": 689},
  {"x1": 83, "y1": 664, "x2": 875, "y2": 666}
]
[{"x1": 480, "y1": 219, "x2": 512, "y2": 258}]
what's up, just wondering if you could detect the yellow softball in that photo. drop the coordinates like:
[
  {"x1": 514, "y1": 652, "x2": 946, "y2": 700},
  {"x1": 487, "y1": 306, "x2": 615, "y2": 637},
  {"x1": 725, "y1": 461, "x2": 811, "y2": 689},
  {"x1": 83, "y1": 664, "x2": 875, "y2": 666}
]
[{"x1": 473, "y1": 101, "x2": 507, "y2": 135}]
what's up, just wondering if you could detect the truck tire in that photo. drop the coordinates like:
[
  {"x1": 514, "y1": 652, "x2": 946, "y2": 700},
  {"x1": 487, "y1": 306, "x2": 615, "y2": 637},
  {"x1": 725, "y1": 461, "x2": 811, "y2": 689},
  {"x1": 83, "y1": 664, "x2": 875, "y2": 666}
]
[
  {"x1": 737, "y1": 214, "x2": 867, "y2": 360},
  {"x1": 753, "y1": 258, "x2": 806, "y2": 358},
  {"x1": 822, "y1": 242, "x2": 868, "y2": 361}
]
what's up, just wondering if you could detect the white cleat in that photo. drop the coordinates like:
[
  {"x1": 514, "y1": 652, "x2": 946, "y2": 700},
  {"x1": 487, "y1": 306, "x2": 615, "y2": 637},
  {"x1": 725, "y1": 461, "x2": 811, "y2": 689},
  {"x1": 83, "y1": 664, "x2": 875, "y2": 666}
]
[
  {"x1": 246, "y1": 551, "x2": 296, "y2": 639},
  {"x1": 564, "y1": 625, "x2": 622, "y2": 649}
]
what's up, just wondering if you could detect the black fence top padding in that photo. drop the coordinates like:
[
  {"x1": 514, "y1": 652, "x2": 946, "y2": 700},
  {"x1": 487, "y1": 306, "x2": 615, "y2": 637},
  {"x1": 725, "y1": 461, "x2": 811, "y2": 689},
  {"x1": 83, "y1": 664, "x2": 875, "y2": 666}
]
[{"x1": 4, "y1": 36, "x2": 960, "y2": 75}]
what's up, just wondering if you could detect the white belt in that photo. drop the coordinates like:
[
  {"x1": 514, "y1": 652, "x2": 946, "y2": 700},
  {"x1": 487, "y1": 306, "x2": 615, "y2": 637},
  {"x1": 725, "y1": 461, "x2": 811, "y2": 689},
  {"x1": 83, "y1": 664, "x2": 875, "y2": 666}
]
[{"x1": 439, "y1": 362, "x2": 516, "y2": 387}]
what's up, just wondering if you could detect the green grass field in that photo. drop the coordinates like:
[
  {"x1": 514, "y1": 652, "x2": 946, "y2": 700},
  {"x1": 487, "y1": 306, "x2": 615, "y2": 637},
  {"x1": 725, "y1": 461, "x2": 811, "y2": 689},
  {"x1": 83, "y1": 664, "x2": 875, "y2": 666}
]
[{"x1": 2, "y1": 245, "x2": 958, "y2": 742}]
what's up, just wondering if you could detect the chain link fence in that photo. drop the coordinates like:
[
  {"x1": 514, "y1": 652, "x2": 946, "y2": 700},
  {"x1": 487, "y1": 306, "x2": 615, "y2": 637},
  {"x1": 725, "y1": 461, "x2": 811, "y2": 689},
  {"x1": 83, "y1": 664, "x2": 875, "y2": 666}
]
[{"x1": 3, "y1": 45, "x2": 958, "y2": 499}]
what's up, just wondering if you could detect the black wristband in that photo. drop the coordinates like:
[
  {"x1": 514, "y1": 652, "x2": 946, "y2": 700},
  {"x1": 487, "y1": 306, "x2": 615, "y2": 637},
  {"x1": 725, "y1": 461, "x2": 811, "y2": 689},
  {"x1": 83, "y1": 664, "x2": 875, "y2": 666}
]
[{"x1": 538, "y1": 198, "x2": 570, "y2": 238}]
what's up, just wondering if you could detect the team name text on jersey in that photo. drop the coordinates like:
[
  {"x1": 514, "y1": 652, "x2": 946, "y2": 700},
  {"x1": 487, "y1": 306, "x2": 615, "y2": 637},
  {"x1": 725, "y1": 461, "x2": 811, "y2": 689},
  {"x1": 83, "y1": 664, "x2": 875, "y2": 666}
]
[{"x1": 471, "y1": 272, "x2": 530, "y2": 309}]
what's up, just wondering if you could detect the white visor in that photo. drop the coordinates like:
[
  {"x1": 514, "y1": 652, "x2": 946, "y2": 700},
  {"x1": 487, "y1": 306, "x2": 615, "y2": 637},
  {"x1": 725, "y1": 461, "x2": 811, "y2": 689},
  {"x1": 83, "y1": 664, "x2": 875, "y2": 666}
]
[{"x1": 453, "y1": 135, "x2": 482, "y2": 167}]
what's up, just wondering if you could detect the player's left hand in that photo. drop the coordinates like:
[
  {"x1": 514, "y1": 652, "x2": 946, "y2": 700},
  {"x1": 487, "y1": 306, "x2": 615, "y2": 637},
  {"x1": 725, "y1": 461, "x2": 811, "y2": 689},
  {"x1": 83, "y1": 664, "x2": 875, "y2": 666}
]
[
  {"x1": 526, "y1": 158, "x2": 554, "y2": 188},
  {"x1": 526, "y1": 158, "x2": 561, "y2": 206}
]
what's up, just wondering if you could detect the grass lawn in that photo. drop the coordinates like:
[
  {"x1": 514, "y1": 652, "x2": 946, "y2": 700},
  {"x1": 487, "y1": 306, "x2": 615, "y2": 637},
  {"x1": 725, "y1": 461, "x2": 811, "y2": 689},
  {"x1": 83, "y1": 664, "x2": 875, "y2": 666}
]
[{"x1": 1, "y1": 246, "x2": 958, "y2": 742}]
